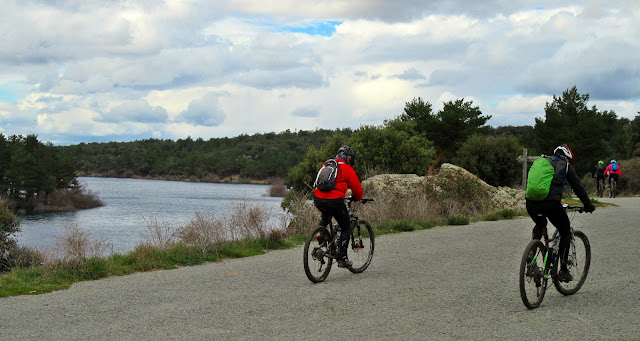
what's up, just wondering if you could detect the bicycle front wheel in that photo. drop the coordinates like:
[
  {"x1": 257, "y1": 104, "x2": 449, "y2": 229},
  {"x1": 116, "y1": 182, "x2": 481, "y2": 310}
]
[
  {"x1": 552, "y1": 230, "x2": 591, "y2": 295},
  {"x1": 519, "y1": 239, "x2": 548, "y2": 309},
  {"x1": 347, "y1": 220, "x2": 374, "y2": 274},
  {"x1": 303, "y1": 227, "x2": 333, "y2": 283}
]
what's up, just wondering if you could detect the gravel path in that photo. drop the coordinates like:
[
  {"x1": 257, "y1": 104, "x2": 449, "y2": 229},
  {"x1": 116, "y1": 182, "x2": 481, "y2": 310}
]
[{"x1": 1, "y1": 198, "x2": 639, "y2": 340}]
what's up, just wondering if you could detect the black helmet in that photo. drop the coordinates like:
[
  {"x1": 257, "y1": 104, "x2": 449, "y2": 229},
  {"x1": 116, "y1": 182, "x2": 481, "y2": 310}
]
[{"x1": 336, "y1": 145, "x2": 355, "y2": 166}]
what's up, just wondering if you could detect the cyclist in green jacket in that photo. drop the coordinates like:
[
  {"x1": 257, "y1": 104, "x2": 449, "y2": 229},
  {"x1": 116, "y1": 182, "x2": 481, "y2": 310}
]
[{"x1": 526, "y1": 145, "x2": 595, "y2": 282}]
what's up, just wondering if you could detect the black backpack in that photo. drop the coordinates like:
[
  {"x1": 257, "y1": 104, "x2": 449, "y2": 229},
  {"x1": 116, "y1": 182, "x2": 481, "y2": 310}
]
[{"x1": 313, "y1": 159, "x2": 343, "y2": 191}]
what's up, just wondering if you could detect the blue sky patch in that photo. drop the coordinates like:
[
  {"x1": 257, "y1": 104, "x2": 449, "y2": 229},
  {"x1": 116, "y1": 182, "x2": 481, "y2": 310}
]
[
  {"x1": 0, "y1": 82, "x2": 29, "y2": 103},
  {"x1": 0, "y1": 83, "x2": 17, "y2": 103},
  {"x1": 276, "y1": 20, "x2": 342, "y2": 37}
]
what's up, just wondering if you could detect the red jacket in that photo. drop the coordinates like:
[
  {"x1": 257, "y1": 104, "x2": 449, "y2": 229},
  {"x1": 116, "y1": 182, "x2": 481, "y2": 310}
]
[
  {"x1": 313, "y1": 158, "x2": 363, "y2": 201},
  {"x1": 604, "y1": 164, "x2": 622, "y2": 177}
]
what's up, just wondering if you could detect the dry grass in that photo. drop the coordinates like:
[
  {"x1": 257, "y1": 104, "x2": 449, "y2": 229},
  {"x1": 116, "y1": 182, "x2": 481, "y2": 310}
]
[
  {"x1": 177, "y1": 213, "x2": 225, "y2": 255},
  {"x1": 141, "y1": 216, "x2": 178, "y2": 249},
  {"x1": 228, "y1": 202, "x2": 271, "y2": 241},
  {"x1": 140, "y1": 202, "x2": 286, "y2": 255},
  {"x1": 55, "y1": 225, "x2": 114, "y2": 260},
  {"x1": 281, "y1": 191, "x2": 318, "y2": 237}
]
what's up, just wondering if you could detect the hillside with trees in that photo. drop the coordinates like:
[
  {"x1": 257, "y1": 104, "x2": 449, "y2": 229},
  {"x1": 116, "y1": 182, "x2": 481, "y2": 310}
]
[
  {"x1": 56, "y1": 129, "x2": 347, "y2": 182},
  {"x1": 45, "y1": 86, "x2": 640, "y2": 194}
]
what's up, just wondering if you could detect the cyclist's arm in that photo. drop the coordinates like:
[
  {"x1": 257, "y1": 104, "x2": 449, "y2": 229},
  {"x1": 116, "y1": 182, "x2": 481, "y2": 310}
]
[
  {"x1": 344, "y1": 166, "x2": 363, "y2": 201},
  {"x1": 567, "y1": 164, "x2": 591, "y2": 206}
]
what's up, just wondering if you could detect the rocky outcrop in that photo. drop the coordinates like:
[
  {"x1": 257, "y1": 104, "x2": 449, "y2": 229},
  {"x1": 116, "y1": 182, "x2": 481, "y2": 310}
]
[{"x1": 362, "y1": 163, "x2": 525, "y2": 212}]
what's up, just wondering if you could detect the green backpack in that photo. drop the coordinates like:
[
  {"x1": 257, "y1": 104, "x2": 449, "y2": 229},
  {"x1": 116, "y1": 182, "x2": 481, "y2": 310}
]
[{"x1": 526, "y1": 157, "x2": 555, "y2": 200}]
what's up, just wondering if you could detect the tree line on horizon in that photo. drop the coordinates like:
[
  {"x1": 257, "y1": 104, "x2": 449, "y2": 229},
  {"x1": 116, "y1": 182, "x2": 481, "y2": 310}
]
[{"x1": 4, "y1": 86, "x2": 639, "y2": 196}]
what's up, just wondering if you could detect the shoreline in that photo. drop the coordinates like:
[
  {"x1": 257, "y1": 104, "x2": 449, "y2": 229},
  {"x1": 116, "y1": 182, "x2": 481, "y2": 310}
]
[{"x1": 78, "y1": 173, "x2": 272, "y2": 185}]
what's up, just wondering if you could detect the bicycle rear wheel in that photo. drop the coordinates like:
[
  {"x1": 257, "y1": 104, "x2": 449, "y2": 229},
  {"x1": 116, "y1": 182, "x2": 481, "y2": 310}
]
[
  {"x1": 597, "y1": 179, "x2": 603, "y2": 198},
  {"x1": 347, "y1": 220, "x2": 374, "y2": 273},
  {"x1": 303, "y1": 227, "x2": 333, "y2": 283},
  {"x1": 609, "y1": 179, "x2": 614, "y2": 198},
  {"x1": 519, "y1": 239, "x2": 548, "y2": 309},
  {"x1": 552, "y1": 230, "x2": 591, "y2": 295}
]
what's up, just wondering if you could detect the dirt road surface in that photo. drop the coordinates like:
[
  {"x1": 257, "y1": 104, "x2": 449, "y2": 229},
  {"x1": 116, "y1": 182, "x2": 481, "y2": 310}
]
[{"x1": 1, "y1": 198, "x2": 639, "y2": 340}]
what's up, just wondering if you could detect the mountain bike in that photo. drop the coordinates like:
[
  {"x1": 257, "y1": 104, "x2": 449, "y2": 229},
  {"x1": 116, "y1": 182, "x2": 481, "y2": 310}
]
[
  {"x1": 596, "y1": 177, "x2": 604, "y2": 198},
  {"x1": 303, "y1": 198, "x2": 375, "y2": 283},
  {"x1": 519, "y1": 204, "x2": 591, "y2": 309}
]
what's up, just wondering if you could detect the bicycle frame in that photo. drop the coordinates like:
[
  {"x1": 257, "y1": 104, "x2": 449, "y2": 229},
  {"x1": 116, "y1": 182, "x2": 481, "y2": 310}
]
[
  {"x1": 535, "y1": 204, "x2": 583, "y2": 277},
  {"x1": 327, "y1": 198, "x2": 372, "y2": 250}
]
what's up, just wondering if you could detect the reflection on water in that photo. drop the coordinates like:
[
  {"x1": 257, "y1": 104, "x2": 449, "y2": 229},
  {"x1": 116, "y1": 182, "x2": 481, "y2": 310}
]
[{"x1": 17, "y1": 177, "x2": 284, "y2": 254}]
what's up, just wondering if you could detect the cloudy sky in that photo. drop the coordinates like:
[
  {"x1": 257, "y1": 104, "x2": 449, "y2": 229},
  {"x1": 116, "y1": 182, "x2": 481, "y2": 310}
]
[{"x1": 1, "y1": 0, "x2": 639, "y2": 145}]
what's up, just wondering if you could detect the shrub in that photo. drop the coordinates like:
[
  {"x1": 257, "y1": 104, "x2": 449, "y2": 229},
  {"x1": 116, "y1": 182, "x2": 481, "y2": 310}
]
[
  {"x1": 267, "y1": 177, "x2": 289, "y2": 197},
  {"x1": 281, "y1": 190, "x2": 318, "y2": 237},
  {"x1": 446, "y1": 215, "x2": 470, "y2": 225},
  {"x1": 177, "y1": 213, "x2": 225, "y2": 255},
  {"x1": 0, "y1": 198, "x2": 21, "y2": 272},
  {"x1": 52, "y1": 225, "x2": 113, "y2": 272},
  {"x1": 141, "y1": 216, "x2": 178, "y2": 249},
  {"x1": 452, "y1": 134, "x2": 522, "y2": 187},
  {"x1": 2, "y1": 246, "x2": 46, "y2": 270}
]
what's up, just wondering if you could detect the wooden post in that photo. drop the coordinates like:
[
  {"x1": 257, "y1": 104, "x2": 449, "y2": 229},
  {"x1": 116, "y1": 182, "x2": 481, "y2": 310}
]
[
  {"x1": 521, "y1": 148, "x2": 528, "y2": 191},
  {"x1": 518, "y1": 148, "x2": 542, "y2": 191}
]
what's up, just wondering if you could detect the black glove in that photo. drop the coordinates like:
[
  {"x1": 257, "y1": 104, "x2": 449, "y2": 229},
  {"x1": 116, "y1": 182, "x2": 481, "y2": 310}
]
[{"x1": 584, "y1": 203, "x2": 596, "y2": 213}]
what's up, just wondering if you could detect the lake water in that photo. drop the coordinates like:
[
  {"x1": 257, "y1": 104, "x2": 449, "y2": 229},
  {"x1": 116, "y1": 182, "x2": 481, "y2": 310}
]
[{"x1": 16, "y1": 177, "x2": 284, "y2": 254}]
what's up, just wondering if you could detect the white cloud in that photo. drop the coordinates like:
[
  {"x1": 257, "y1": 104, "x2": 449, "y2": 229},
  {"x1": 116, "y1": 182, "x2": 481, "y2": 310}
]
[
  {"x1": 99, "y1": 100, "x2": 168, "y2": 123},
  {"x1": 176, "y1": 92, "x2": 226, "y2": 127},
  {"x1": 0, "y1": 0, "x2": 638, "y2": 144}
]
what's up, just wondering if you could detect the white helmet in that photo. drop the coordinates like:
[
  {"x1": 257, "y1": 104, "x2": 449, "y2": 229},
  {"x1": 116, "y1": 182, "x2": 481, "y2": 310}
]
[{"x1": 554, "y1": 144, "x2": 574, "y2": 164}]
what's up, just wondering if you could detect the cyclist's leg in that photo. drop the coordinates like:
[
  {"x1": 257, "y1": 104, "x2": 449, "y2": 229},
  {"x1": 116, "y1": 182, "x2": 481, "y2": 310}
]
[
  {"x1": 546, "y1": 203, "x2": 571, "y2": 267},
  {"x1": 313, "y1": 198, "x2": 337, "y2": 228},
  {"x1": 332, "y1": 204, "x2": 351, "y2": 262},
  {"x1": 314, "y1": 197, "x2": 350, "y2": 264},
  {"x1": 526, "y1": 200, "x2": 548, "y2": 240}
]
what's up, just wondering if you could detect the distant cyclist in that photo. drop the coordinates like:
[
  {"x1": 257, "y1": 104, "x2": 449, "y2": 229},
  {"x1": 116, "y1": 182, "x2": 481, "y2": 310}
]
[
  {"x1": 592, "y1": 160, "x2": 606, "y2": 193},
  {"x1": 604, "y1": 159, "x2": 622, "y2": 188}
]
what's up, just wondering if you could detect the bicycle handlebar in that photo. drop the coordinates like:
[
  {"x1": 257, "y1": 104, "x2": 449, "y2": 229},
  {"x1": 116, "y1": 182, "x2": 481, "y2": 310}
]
[
  {"x1": 346, "y1": 197, "x2": 374, "y2": 204},
  {"x1": 562, "y1": 204, "x2": 584, "y2": 213}
]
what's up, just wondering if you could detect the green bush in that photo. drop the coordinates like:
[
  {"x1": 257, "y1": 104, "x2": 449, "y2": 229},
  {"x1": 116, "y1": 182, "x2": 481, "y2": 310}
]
[
  {"x1": 482, "y1": 208, "x2": 525, "y2": 221},
  {"x1": 452, "y1": 134, "x2": 522, "y2": 187},
  {"x1": 446, "y1": 215, "x2": 470, "y2": 226}
]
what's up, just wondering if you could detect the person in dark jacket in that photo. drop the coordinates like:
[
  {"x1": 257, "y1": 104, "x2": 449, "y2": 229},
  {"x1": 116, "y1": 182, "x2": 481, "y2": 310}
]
[
  {"x1": 313, "y1": 145, "x2": 363, "y2": 268},
  {"x1": 592, "y1": 160, "x2": 606, "y2": 195},
  {"x1": 525, "y1": 144, "x2": 596, "y2": 282}
]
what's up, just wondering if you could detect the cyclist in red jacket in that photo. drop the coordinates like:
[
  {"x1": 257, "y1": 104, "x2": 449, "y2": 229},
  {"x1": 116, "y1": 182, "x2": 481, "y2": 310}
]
[
  {"x1": 603, "y1": 159, "x2": 622, "y2": 188},
  {"x1": 313, "y1": 146, "x2": 363, "y2": 268}
]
